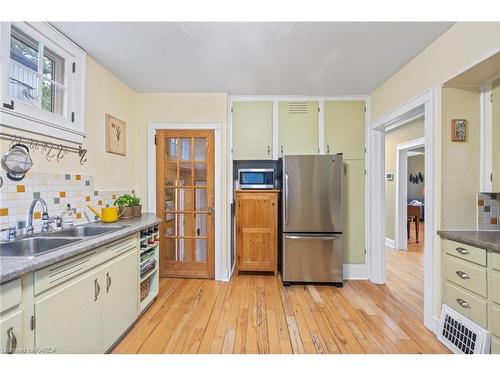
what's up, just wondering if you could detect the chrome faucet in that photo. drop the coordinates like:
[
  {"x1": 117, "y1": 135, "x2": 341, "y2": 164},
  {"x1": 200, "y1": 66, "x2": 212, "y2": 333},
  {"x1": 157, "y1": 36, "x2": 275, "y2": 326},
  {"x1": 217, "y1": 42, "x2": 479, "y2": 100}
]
[
  {"x1": 1, "y1": 226, "x2": 16, "y2": 242},
  {"x1": 27, "y1": 198, "x2": 50, "y2": 235}
]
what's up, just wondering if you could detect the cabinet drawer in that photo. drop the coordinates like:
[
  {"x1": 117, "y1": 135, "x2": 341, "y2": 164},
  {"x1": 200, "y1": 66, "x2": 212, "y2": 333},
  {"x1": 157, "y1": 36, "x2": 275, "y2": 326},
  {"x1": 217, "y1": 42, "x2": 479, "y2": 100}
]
[
  {"x1": 490, "y1": 303, "x2": 500, "y2": 338},
  {"x1": 490, "y1": 270, "x2": 500, "y2": 305},
  {"x1": 444, "y1": 255, "x2": 487, "y2": 297},
  {"x1": 443, "y1": 239, "x2": 486, "y2": 266},
  {"x1": 492, "y1": 335, "x2": 500, "y2": 354},
  {"x1": 102, "y1": 235, "x2": 138, "y2": 258},
  {"x1": 490, "y1": 251, "x2": 500, "y2": 272},
  {"x1": 444, "y1": 282, "x2": 487, "y2": 328},
  {"x1": 0, "y1": 279, "x2": 22, "y2": 314}
]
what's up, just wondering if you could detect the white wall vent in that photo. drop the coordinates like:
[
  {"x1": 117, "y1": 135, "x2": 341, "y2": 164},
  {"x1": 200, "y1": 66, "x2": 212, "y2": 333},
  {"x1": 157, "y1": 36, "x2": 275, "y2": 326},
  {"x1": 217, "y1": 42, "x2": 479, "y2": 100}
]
[
  {"x1": 438, "y1": 304, "x2": 490, "y2": 354},
  {"x1": 288, "y1": 102, "x2": 309, "y2": 115}
]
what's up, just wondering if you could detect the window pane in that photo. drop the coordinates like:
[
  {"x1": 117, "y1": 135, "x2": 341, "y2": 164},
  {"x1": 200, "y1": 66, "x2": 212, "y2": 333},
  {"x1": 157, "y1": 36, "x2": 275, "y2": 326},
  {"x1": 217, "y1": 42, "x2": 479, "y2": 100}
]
[
  {"x1": 9, "y1": 62, "x2": 39, "y2": 106},
  {"x1": 43, "y1": 47, "x2": 65, "y2": 84},
  {"x1": 10, "y1": 26, "x2": 39, "y2": 71},
  {"x1": 178, "y1": 188, "x2": 194, "y2": 212},
  {"x1": 164, "y1": 238, "x2": 176, "y2": 261},
  {"x1": 179, "y1": 138, "x2": 191, "y2": 161},
  {"x1": 42, "y1": 79, "x2": 64, "y2": 115},
  {"x1": 178, "y1": 163, "x2": 192, "y2": 186},
  {"x1": 195, "y1": 214, "x2": 207, "y2": 236},
  {"x1": 165, "y1": 138, "x2": 177, "y2": 161},
  {"x1": 194, "y1": 188, "x2": 207, "y2": 211},
  {"x1": 194, "y1": 138, "x2": 207, "y2": 161},
  {"x1": 195, "y1": 239, "x2": 207, "y2": 262},
  {"x1": 194, "y1": 163, "x2": 207, "y2": 185}
]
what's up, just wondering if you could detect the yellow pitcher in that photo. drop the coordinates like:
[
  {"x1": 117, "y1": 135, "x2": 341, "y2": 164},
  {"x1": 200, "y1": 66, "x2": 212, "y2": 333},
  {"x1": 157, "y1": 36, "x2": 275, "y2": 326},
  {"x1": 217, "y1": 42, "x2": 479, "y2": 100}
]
[{"x1": 87, "y1": 205, "x2": 122, "y2": 223}]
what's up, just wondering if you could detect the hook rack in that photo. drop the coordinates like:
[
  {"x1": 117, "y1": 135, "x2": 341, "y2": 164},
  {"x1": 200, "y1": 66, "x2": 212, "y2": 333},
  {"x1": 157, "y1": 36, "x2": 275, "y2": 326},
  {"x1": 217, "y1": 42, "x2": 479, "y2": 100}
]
[{"x1": 0, "y1": 131, "x2": 87, "y2": 165}]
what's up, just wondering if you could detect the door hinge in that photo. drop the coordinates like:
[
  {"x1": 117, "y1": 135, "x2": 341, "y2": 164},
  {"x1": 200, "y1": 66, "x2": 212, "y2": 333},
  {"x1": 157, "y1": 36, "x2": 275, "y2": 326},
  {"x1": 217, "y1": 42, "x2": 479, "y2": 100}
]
[
  {"x1": 365, "y1": 248, "x2": 367, "y2": 254},
  {"x1": 72, "y1": 62, "x2": 76, "y2": 73},
  {"x1": 491, "y1": 93, "x2": 493, "y2": 103},
  {"x1": 71, "y1": 112, "x2": 75, "y2": 122},
  {"x1": 318, "y1": 107, "x2": 320, "y2": 112},
  {"x1": 364, "y1": 106, "x2": 366, "y2": 113},
  {"x1": 230, "y1": 107, "x2": 233, "y2": 113},
  {"x1": 344, "y1": 165, "x2": 347, "y2": 176},
  {"x1": 365, "y1": 169, "x2": 367, "y2": 175},
  {"x1": 154, "y1": 134, "x2": 157, "y2": 146},
  {"x1": 30, "y1": 315, "x2": 36, "y2": 330},
  {"x1": 3, "y1": 100, "x2": 14, "y2": 110},
  {"x1": 364, "y1": 147, "x2": 367, "y2": 154},
  {"x1": 491, "y1": 173, "x2": 493, "y2": 182}
]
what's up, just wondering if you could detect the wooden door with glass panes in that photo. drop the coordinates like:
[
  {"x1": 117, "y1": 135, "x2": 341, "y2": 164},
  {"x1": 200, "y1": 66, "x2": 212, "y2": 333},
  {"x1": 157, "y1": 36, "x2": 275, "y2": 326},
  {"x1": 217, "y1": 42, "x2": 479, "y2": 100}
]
[{"x1": 156, "y1": 130, "x2": 215, "y2": 279}]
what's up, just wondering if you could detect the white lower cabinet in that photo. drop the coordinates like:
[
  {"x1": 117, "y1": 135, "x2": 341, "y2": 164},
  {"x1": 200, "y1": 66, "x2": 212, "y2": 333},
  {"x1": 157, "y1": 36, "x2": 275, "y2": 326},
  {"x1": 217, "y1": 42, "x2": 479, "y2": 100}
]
[
  {"x1": 0, "y1": 310, "x2": 23, "y2": 354},
  {"x1": 34, "y1": 246, "x2": 139, "y2": 353},
  {"x1": 35, "y1": 267, "x2": 103, "y2": 353},
  {"x1": 101, "y1": 250, "x2": 139, "y2": 349}
]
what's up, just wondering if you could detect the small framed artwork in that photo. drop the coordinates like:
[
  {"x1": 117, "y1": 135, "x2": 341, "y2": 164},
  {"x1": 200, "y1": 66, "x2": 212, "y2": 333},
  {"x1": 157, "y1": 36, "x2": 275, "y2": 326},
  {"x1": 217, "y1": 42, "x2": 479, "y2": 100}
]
[
  {"x1": 451, "y1": 119, "x2": 467, "y2": 142},
  {"x1": 106, "y1": 114, "x2": 126, "y2": 156}
]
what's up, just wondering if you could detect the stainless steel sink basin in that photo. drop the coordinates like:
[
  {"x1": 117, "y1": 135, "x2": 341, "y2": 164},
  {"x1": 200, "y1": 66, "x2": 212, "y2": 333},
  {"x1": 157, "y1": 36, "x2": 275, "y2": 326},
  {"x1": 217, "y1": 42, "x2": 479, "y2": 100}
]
[
  {"x1": 42, "y1": 225, "x2": 125, "y2": 238},
  {"x1": 0, "y1": 237, "x2": 82, "y2": 257}
]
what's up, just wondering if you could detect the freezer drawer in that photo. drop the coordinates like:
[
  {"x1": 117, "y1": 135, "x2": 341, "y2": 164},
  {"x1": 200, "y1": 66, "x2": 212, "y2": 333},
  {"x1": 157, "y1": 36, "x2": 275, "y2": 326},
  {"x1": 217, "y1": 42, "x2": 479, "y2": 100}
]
[{"x1": 282, "y1": 234, "x2": 343, "y2": 283}]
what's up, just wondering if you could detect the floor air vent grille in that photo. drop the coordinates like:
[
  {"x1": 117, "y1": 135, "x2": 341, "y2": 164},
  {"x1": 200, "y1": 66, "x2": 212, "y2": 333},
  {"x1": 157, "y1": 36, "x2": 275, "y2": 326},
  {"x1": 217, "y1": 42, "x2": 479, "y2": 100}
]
[{"x1": 438, "y1": 304, "x2": 490, "y2": 354}]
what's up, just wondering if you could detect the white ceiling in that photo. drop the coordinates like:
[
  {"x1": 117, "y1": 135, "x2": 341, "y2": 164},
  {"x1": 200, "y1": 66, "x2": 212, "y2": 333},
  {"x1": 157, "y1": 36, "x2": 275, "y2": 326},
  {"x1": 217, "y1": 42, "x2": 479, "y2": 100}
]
[{"x1": 53, "y1": 22, "x2": 454, "y2": 95}]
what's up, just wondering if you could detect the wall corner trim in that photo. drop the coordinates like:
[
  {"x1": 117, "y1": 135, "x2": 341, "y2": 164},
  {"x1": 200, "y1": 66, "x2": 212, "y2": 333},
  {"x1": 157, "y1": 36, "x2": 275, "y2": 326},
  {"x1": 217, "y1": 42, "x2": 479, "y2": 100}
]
[{"x1": 343, "y1": 263, "x2": 368, "y2": 280}]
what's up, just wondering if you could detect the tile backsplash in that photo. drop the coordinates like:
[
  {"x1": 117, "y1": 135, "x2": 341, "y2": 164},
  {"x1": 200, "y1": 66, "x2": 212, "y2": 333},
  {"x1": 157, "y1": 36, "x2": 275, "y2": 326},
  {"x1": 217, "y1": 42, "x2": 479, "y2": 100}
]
[
  {"x1": 477, "y1": 192, "x2": 500, "y2": 230},
  {"x1": 0, "y1": 170, "x2": 133, "y2": 235}
]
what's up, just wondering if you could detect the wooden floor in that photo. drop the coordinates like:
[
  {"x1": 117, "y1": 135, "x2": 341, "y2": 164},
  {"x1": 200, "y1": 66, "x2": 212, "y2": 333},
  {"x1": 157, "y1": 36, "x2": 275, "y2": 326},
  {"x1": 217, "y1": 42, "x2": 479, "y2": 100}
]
[{"x1": 114, "y1": 237, "x2": 449, "y2": 354}]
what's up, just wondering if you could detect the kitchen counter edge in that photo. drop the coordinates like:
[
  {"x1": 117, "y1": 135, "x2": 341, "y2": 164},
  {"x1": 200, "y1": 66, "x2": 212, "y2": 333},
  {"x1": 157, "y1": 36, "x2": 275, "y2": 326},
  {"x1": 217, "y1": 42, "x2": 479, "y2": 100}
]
[{"x1": 0, "y1": 213, "x2": 162, "y2": 284}]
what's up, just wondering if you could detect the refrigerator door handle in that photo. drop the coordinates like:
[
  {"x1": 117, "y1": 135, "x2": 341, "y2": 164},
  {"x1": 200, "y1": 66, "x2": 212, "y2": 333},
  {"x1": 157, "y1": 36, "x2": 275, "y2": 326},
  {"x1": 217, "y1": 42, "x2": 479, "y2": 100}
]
[
  {"x1": 285, "y1": 235, "x2": 338, "y2": 241},
  {"x1": 285, "y1": 172, "x2": 289, "y2": 225}
]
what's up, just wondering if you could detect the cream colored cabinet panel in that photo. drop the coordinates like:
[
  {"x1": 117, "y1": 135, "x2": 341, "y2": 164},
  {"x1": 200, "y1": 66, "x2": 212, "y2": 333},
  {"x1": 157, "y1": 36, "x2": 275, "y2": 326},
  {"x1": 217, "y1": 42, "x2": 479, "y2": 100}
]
[
  {"x1": 102, "y1": 250, "x2": 139, "y2": 350},
  {"x1": 444, "y1": 255, "x2": 487, "y2": 297},
  {"x1": 0, "y1": 278, "x2": 21, "y2": 314},
  {"x1": 0, "y1": 310, "x2": 23, "y2": 354},
  {"x1": 35, "y1": 267, "x2": 102, "y2": 354},
  {"x1": 490, "y1": 251, "x2": 500, "y2": 272},
  {"x1": 232, "y1": 101, "x2": 273, "y2": 160},
  {"x1": 444, "y1": 282, "x2": 487, "y2": 328},
  {"x1": 343, "y1": 160, "x2": 365, "y2": 264},
  {"x1": 489, "y1": 303, "x2": 500, "y2": 337},
  {"x1": 491, "y1": 270, "x2": 500, "y2": 304},
  {"x1": 324, "y1": 101, "x2": 365, "y2": 159},
  {"x1": 492, "y1": 335, "x2": 500, "y2": 354},
  {"x1": 443, "y1": 239, "x2": 486, "y2": 267},
  {"x1": 278, "y1": 101, "x2": 319, "y2": 155}
]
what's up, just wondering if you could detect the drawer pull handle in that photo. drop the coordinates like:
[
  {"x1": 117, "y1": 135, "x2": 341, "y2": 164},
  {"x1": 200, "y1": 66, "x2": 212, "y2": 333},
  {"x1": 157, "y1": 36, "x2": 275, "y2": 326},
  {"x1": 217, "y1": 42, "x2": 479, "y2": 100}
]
[
  {"x1": 94, "y1": 278, "x2": 100, "y2": 301},
  {"x1": 456, "y1": 247, "x2": 469, "y2": 255},
  {"x1": 456, "y1": 298, "x2": 470, "y2": 309},
  {"x1": 106, "y1": 272, "x2": 112, "y2": 293},
  {"x1": 456, "y1": 271, "x2": 470, "y2": 280},
  {"x1": 6, "y1": 327, "x2": 17, "y2": 354}
]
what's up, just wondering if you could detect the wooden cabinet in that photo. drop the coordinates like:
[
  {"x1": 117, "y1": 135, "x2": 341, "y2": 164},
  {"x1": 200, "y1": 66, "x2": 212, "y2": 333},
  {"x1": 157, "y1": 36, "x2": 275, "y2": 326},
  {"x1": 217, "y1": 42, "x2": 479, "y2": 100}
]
[
  {"x1": 343, "y1": 160, "x2": 365, "y2": 264},
  {"x1": 236, "y1": 190, "x2": 278, "y2": 274},
  {"x1": 278, "y1": 101, "x2": 319, "y2": 155},
  {"x1": 324, "y1": 101, "x2": 365, "y2": 159},
  {"x1": 232, "y1": 101, "x2": 273, "y2": 160}
]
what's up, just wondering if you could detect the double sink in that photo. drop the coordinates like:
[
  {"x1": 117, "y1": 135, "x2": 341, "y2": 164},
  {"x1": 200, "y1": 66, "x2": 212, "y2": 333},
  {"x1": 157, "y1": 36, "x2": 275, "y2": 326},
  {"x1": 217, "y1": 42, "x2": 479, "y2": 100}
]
[{"x1": 0, "y1": 224, "x2": 126, "y2": 257}]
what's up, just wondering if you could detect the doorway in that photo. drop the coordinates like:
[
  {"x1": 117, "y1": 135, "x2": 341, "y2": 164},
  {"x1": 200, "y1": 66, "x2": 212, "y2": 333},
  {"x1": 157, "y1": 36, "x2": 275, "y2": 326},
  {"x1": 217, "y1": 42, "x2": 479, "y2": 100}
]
[{"x1": 155, "y1": 129, "x2": 215, "y2": 279}]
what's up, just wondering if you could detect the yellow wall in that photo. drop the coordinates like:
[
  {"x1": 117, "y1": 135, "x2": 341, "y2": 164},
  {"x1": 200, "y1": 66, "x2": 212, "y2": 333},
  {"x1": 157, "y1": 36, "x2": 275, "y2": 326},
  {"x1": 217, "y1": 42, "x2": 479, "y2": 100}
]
[
  {"x1": 493, "y1": 79, "x2": 500, "y2": 191},
  {"x1": 0, "y1": 57, "x2": 137, "y2": 191},
  {"x1": 441, "y1": 87, "x2": 480, "y2": 229},
  {"x1": 384, "y1": 118, "x2": 424, "y2": 240},
  {"x1": 408, "y1": 154, "x2": 425, "y2": 202}
]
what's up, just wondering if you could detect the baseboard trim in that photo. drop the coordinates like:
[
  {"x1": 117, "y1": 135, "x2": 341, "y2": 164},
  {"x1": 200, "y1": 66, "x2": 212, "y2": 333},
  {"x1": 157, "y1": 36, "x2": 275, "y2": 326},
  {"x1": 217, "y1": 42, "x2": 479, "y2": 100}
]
[
  {"x1": 385, "y1": 237, "x2": 395, "y2": 249},
  {"x1": 343, "y1": 263, "x2": 368, "y2": 280}
]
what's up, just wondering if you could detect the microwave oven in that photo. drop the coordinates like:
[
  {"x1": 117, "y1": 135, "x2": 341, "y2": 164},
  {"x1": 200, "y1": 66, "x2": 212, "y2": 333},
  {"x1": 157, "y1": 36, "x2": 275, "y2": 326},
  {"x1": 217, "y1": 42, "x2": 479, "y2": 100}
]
[{"x1": 238, "y1": 168, "x2": 275, "y2": 189}]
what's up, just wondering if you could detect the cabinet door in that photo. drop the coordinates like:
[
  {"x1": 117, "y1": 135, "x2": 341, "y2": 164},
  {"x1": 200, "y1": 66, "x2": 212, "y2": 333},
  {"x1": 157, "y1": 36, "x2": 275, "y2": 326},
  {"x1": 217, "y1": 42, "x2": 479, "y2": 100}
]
[
  {"x1": 237, "y1": 193, "x2": 277, "y2": 272},
  {"x1": 101, "y1": 249, "x2": 139, "y2": 350},
  {"x1": 343, "y1": 160, "x2": 365, "y2": 264},
  {"x1": 232, "y1": 101, "x2": 273, "y2": 160},
  {"x1": 0, "y1": 310, "x2": 23, "y2": 354},
  {"x1": 35, "y1": 268, "x2": 102, "y2": 354},
  {"x1": 279, "y1": 101, "x2": 319, "y2": 155},
  {"x1": 324, "y1": 101, "x2": 365, "y2": 159}
]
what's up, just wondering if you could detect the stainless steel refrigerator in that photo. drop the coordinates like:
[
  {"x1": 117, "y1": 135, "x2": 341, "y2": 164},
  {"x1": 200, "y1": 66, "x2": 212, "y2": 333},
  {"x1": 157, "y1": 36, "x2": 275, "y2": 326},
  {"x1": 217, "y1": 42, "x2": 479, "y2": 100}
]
[{"x1": 282, "y1": 154, "x2": 344, "y2": 285}]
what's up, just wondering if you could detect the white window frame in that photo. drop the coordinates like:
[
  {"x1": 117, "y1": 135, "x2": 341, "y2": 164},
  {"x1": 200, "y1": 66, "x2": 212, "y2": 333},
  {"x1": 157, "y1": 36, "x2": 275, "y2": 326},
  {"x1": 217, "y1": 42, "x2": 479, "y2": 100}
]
[{"x1": 0, "y1": 22, "x2": 86, "y2": 143}]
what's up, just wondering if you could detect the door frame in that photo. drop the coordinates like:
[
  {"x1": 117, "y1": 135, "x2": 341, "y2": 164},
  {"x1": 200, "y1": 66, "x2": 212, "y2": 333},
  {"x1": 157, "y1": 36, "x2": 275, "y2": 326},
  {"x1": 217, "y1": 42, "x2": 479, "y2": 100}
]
[
  {"x1": 366, "y1": 89, "x2": 437, "y2": 332},
  {"x1": 394, "y1": 136, "x2": 425, "y2": 251},
  {"x1": 147, "y1": 122, "x2": 227, "y2": 281}
]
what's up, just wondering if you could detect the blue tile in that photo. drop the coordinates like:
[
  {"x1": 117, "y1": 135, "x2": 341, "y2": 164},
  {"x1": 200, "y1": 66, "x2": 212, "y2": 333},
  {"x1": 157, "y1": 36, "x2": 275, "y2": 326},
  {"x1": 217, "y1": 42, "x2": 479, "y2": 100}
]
[
  {"x1": 33, "y1": 192, "x2": 41, "y2": 199},
  {"x1": 65, "y1": 174, "x2": 71, "y2": 180},
  {"x1": 85, "y1": 180, "x2": 90, "y2": 186},
  {"x1": 94, "y1": 191, "x2": 99, "y2": 196},
  {"x1": 485, "y1": 206, "x2": 491, "y2": 212},
  {"x1": 17, "y1": 221, "x2": 26, "y2": 229},
  {"x1": 54, "y1": 198, "x2": 60, "y2": 204}
]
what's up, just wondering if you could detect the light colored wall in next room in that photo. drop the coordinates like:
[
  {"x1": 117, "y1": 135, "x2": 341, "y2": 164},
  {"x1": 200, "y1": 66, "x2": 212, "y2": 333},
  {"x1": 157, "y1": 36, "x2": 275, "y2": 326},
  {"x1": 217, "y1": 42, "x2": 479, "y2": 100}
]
[
  {"x1": 408, "y1": 154, "x2": 425, "y2": 202},
  {"x1": 384, "y1": 117, "x2": 424, "y2": 241}
]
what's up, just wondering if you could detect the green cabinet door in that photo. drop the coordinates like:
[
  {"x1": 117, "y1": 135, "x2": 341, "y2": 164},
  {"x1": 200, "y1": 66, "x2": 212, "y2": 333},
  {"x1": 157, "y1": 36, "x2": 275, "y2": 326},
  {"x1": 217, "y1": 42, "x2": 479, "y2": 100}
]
[
  {"x1": 324, "y1": 101, "x2": 365, "y2": 159},
  {"x1": 492, "y1": 79, "x2": 500, "y2": 191},
  {"x1": 344, "y1": 159, "x2": 365, "y2": 264},
  {"x1": 232, "y1": 101, "x2": 273, "y2": 160},
  {"x1": 278, "y1": 101, "x2": 319, "y2": 155}
]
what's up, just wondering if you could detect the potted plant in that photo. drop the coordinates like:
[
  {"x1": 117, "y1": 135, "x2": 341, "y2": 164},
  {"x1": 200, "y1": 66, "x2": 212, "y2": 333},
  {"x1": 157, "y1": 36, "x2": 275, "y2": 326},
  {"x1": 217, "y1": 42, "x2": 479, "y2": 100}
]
[
  {"x1": 131, "y1": 195, "x2": 142, "y2": 217},
  {"x1": 114, "y1": 194, "x2": 135, "y2": 219}
]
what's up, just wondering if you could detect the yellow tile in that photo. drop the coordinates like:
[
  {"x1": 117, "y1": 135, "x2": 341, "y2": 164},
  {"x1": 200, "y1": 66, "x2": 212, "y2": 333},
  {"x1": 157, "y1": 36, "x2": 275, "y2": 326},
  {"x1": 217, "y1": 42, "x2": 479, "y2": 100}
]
[
  {"x1": 98, "y1": 200, "x2": 103, "y2": 206},
  {"x1": 76, "y1": 212, "x2": 82, "y2": 219},
  {"x1": 85, "y1": 196, "x2": 91, "y2": 202},
  {"x1": 0, "y1": 208, "x2": 8, "y2": 217},
  {"x1": 16, "y1": 185, "x2": 25, "y2": 193},
  {"x1": 75, "y1": 175, "x2": 81, "y2": 181},
  {"x1": 60, "y1": 192, "x2": 66, "y2": 198},
  {"x1": 33, "y1": 211, "x2": 41, "y2": 220}
]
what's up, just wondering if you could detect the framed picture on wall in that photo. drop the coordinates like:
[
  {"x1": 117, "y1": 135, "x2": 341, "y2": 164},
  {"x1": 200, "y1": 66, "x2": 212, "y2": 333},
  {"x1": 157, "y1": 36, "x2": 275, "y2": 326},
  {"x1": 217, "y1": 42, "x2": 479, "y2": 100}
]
[
  {"x1": 451, "y1": 119, "x2": 467, "y2": 142},
  {"x1": 106, "y1": 114, "x2": 126, "y2": 156}
]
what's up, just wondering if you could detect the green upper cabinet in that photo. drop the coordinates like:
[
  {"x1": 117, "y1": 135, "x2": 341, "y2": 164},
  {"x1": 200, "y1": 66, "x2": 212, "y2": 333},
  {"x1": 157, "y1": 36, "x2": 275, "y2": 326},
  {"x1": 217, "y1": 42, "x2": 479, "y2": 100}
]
[
  {"x1": 324, "y1": 101, "x2": 365, "y2": 159},
  {"x1": 492, "y1": 79, "x2": 500, "y2": 191},
  {"x1": 232, "y1": 101, "x2": 273, "y2": 160},
  {"x1": 278, "y1": 101, "x2": 319, "y2": 156}
]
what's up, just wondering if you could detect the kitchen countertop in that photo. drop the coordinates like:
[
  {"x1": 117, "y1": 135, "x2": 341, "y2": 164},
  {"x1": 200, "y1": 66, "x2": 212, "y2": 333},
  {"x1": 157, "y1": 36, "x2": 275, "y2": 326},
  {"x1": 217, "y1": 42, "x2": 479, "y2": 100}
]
[
  {"x1": 437, "y1": 230, "x2": 500, "y2": 254},
  {"x1": 0, "y1": 213, "x2": 161, "y2": 284}
]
